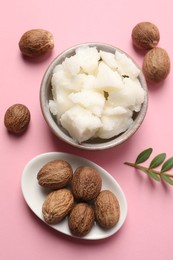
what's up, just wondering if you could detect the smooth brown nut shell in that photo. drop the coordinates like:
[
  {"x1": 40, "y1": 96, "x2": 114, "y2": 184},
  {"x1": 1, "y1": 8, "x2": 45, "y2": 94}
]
[
  {"x1": 132, "y1": 22, "x2": 160, "y2": 50},
  {"x1": 142, "y1": 47, "x2": 170, "y2": 83},
  {"x1": 42, "y1": 189, "x2": 74, "y2": 224},
  {"x1": 95, "y1": 190, "x2": 120, "y2": 229},
  {"x1": 4, "y1": 104, "x2": 30, "y2": 134},
  {"x1": 37, "y1": 160, "x2": 73, "y2": 189},
  {"x1": 19, "y1": 29, "x2": 54, "y2": 57},
  {"x1": 68, "y1": 203, "x2": 95, "y2": 237},
  {"x1": 71, "y1": 166, "x2": 102, "y2": 202}
]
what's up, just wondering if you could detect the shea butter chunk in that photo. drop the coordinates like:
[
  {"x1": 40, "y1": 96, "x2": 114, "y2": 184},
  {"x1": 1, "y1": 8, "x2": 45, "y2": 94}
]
[
  {"x1": 75, "y1": 46, "x2": 100, "y2": 74},
  {"x1": 115, "y1": 50, "x2": 140, "y2": 79},
  {"x1": 60, "y1": 105, "x2": 102, "y2": 143},
  {"x1": 69, "y1": 90, "x2": 105, "y2": 117},
  {"x1": 95, "y1": 61, "x2": 124, "y2": 91}
]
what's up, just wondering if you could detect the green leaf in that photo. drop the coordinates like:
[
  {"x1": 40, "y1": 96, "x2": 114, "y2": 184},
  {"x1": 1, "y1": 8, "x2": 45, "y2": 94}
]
[
  {"x1": 160, "y1": 174, "x2": 173, "y2": 185},
  {"x1": 148, "y1": 170, "x2": 161, "y2": 182},
  {"x1": 149, "y1": 153, "x2": 166, "y2": 169},
  {"x1": 142, "y1": 169, "x2": 149, "y2": 175},
  {"x1": 135, "y1": 148, "x2": 153, "y2": 164},
  {"x1": 161, "y1": 157, "x2": 173, "y2": 172}
]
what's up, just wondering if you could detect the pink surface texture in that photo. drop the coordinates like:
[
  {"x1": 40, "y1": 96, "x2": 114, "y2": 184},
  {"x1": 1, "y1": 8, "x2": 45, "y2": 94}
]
[{"x1": 1, "y1": 0, "x2": 173, "y2": 259}]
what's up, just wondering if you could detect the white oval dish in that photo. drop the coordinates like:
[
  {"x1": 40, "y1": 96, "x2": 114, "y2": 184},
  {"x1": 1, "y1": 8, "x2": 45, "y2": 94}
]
[{"x1": 21, "y1": 152, "x2": 127, "y2": 240}]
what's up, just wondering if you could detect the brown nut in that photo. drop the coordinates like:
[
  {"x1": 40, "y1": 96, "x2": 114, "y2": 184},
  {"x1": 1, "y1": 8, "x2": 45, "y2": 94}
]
[
  {"x1": 37, "y1": 160, "x2": 73, "y2": 189},
  {"x1": 71, "y1": 166, "x2": 102, "y2": 202},
  {"x1": 19, "y1": 29, "x2": 54, "y2": 57},
  {"x1": 42, "y1": 189, "x2": 74, "y2": 224},
  {"x1": 68, "y1": 203, "x2": 95, "y2": 237},
  {"x1": 132, "y1": 22, "x2": 160, "y2": 50},
  {"x1": 4, "y1": 104, "x2": 30, "y2": 134},
  {"x1": 142, "y1": 47, "x2": 171, "y2": 83},
  {"x1": 95, "y1": 190, "x2": 120, "y2": 229}
]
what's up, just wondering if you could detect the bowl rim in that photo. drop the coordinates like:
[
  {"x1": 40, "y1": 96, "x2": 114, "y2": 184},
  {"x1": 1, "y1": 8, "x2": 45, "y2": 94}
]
[{"x1": 40, "y1": 42, "x2": 148, "y2": 150}]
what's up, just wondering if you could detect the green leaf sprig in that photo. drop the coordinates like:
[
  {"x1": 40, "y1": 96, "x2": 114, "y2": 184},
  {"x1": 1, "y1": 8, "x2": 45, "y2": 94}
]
[{"x1": 124, "y1": 148, "x2": 173, "y2": 185}]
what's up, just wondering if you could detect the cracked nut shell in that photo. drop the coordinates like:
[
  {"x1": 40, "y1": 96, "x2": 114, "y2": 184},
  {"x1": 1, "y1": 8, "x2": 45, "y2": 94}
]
[
  {"x1": 4, "y1": 104, "x2": 30, "y2": 134},
  {"x1": 71, "y1": 166, "x2": 102, "y2": 202},
  {"x1": 68, "y1": 203, "x2": 95, "y2": 237},
  {"x1": 42, "y1": 189, "x2": 74, "y2": 224},
  {"x1": 95, "y1": 190, "x2": 120, "y2": 229},
  {"x1": 37, "y1": 160, "x2": 73, "y2": 189},
  {"x1": 19, "y1": 29, "x2": 54, "y2": 57}
]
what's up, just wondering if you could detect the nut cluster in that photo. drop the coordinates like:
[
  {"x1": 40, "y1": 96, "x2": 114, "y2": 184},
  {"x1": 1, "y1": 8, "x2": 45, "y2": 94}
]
[
  {"x1": 37, "y1": 159, "x2": 120, "y2": 237},
  {"x1": 4, "y1": 28, "x2": 55, "y2": 136},
  {"x1": 132, "y1": 21, "x2": 170, "y2": 83}
]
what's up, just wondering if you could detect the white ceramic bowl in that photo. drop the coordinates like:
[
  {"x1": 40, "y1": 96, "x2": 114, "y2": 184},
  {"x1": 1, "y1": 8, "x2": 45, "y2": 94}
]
[{"x1": 40, "y1": 42, "x2": 148, "y2": 150}]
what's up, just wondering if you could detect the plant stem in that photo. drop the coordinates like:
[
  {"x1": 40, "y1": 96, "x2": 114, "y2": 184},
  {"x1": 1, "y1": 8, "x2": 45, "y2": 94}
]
[{"x1": 124, "y1": 162, "x2": 173, "y2": 177}]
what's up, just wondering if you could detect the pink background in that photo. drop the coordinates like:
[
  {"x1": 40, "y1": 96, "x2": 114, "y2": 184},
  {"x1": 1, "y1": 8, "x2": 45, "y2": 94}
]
[{"x1": 1, "y1": 0, "x2": 173, "y2": 259}]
